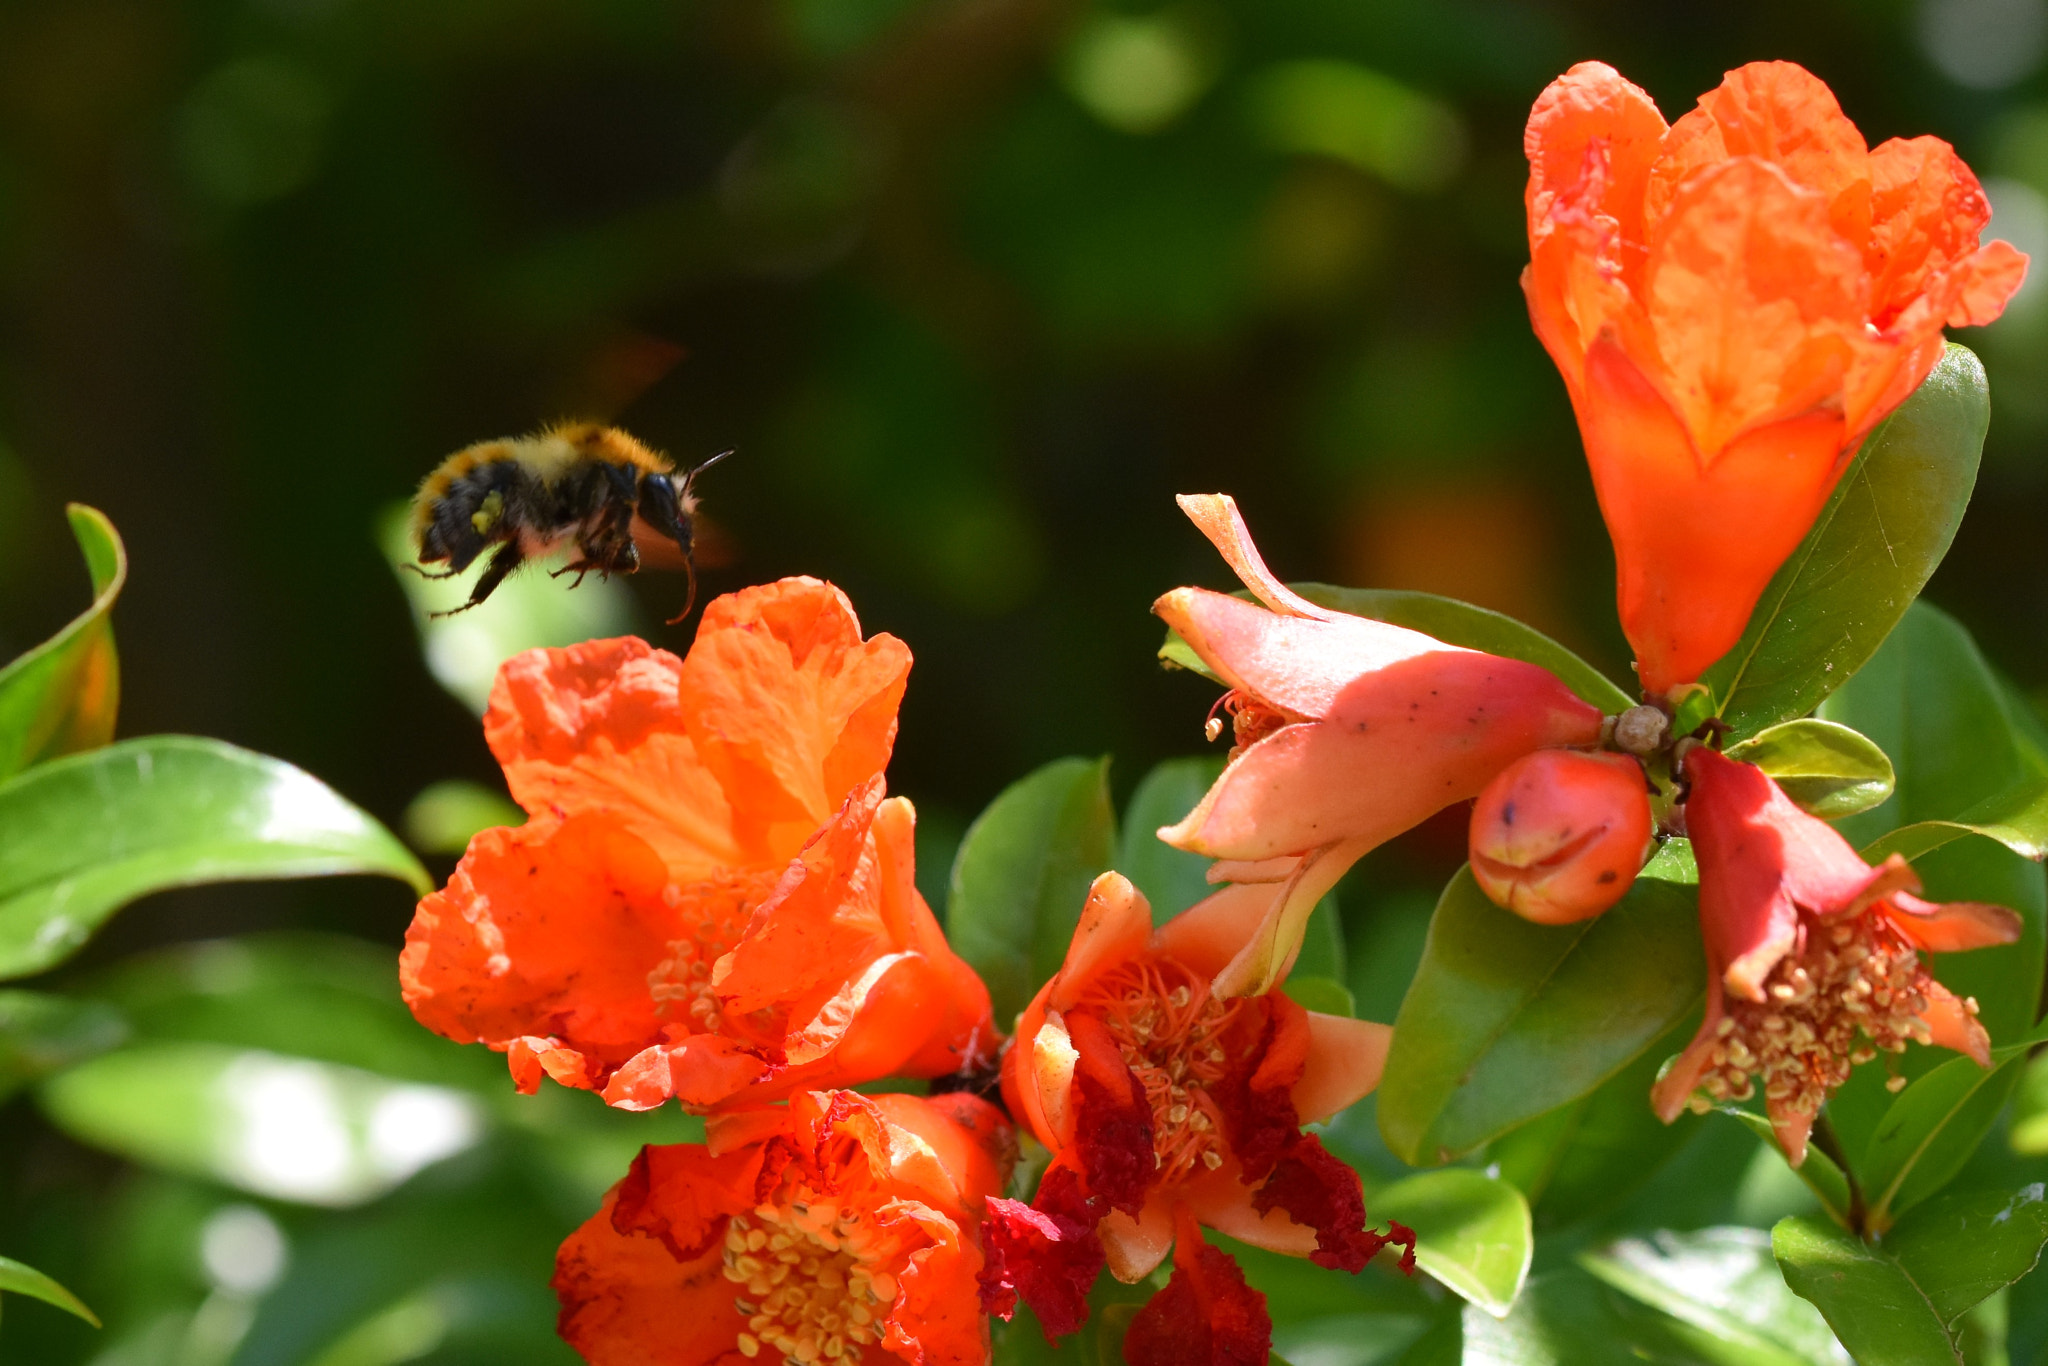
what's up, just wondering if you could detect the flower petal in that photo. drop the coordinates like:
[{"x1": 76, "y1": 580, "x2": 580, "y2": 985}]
[
  {"x1": 1047, "y1": 873, "x2": 1157, "y2": 1012},
  {"x1": 485, "y1": 638, "x2": 742, "y2": 880},
  {"x1": 1249, "y1": 1134, "x2": 1386, "y2": 1272},
  {"x1": 1209, "y1": 838, "x2": 1373, "y2": 999},
  {"x1": 1884, "y1": 893, "x2": 2025, "y2": 953},
  {"x1": 978, "y1": 1163, "x2": 1105, "y2": 1341},
  {"x1": 1293, "y1": 1012, "x2": 1393, "y2": 1124},
  {"x1": 678, "y1": 578, "x2": 912, "y2": 859},
  {"x1": 1123, "y1": 1209, "x2": 1273, "y2": 1366},
  {"x1": 1172, "y1": 494, "x2": 1335, "y2": 620},
  {"x1": 1067, "y1": 1010, "x2": 1156, "y2": 1217},
  {"x1": 1919, "y1": 980, "x2": 1994, "y2": 1067}
]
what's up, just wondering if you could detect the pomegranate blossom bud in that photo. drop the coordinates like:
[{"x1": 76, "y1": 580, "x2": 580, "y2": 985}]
[{"x1": 1469, "y1": 750, "x2": 1653, "y2": 925}]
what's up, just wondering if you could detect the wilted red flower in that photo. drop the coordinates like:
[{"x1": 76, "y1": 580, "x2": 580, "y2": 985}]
[
  {"x1": 1651, "y1": 747, "x2": 2022, "y2": 1165},
  {"x1": 555, "y1": 1089, "x2": 1014, "y2": 1366},
  {"x1": 400, "y1": 578, "x2": 995, "y2": 1112},
  {"x1": 1469, "y1": 748, "x2": 1654, "y2": 924},
  {"x1": 983, "y1": 872, "x2": 1408, "y2": 1347},
  {"x1": 1525, "y1": 60, "x2": 2028, "y2": 694},
  {"x1": 1155, "y1": 493, "x2": 1604, "y2": 994}
]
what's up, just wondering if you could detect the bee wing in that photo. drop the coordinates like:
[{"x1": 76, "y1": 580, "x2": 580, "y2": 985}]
[{"x1": 628, "y1": 520, "x2": 693, "y2": 571}]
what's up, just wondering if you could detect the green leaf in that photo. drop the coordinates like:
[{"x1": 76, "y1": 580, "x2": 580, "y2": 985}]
[
  {"x1": 1281, "y1": 974, "x2": 1354, "y2": 1016},
  {"x1": 1371, "y1": 1169, "x2": 1532, "y2": 1317},
  {"x1": 947, "y1": 757, "x2": 1116, "y2": 1029},
  {"x1": 401, "y1": 778, "x2": 524, "y2": 856},
  {"x1": 1881, "y1": 1183, "x2": 2048, "y2": 1328},
  {"x1": 1775, "y1": 1210, "x2": 1995, "y2": 1365},
  {"x1": 1376, "y1": 843, "x2": 1702, "y2": 1166},
  {"x1": 40, "y1": 1040, "x2": 489, "y2": 1206},
  {"x1": 1160, "y1": 584, "x2": 1632, "y2": 714},
  {"x1": 1700, "y1": 344, "x2": 1987, "y2": 740},
  {"x1": 1117, "y1": 755, "x2": 1223, "y2": 923},
  {"x1": 1861, "y1": 1049, "x2": 2028, "y2": 1232},
  {"x1": 0, "y1": 736, "x2": 430, "y2": 981},
  {"x1": 2009, "y1": 1051, "x2": 2048, "y2": 1156},
  {"x1": 1582, "y1": 1226, "x2": 1846, "y2": 1366},
  {"x1": 1720, "y1": 1109, "x2": 1853, "y2": 1228},
  {"x1": 0, "y1": 989, "x2": 126, "y2": 1103},
  {"x1": 0, "y1": 1254, "x2": 99, "y2": 1327},
  {"x1": 1489, "y1": 1016, "x2": 1703, "y2": 1229},
  {"x1": 1722, "y1": 719, "x2": 1895, "y2": 819},
  {"x1": 0, "y1": 504, "x2": 125, "y2": 782}
]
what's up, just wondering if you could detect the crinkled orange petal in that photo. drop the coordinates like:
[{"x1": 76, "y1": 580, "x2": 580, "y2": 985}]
[
  {"x1": 553, "y1": 1147, "x2": 756, "y2": 1366},
  {"x1": 885, "y1": 1201, "x2": 990, "y2": 1366},
  {"x1": 1178, "y1": 1160, "x2": 1319, "y2": 1260},
  {"x1": 487, "y1": 639, "x2": 741, "y2": 880},
  {"x1": 602, "y1": 1035, "x2": 773, "y2": 1112},
  {"x1": 872, "y1": 796, "x2": 999, "y2": 1076},
  {"x1": 1948, "y1": 239, "x2": 2030, "y2": 328},
  {"x1": 714, "y1": 778, "x2": 889, "y2": 1016},
  {"x1": 873, "y1": 1091, "x2": 1013, "y2": 1210},
  {"x1": 1649, "y1": 62, "x2": 1870, "y2": 245},
  {"x1": 1580, "y1": 337, "x2": 1848, "y2": 693},
  {"x1": 679, "y1": 578, "x2": 911, "y2": 861},
  {"x1": 781, "y1": 952, "x2": 937, "y2": 1074},
  {"x1": 1869, "y1": 135, "x2": 1993, "y2": 325},
  {"x1": 1523, "y1": 62, "x2": 1667, "y2": 374},
  {"x1": 1645, "y1": 157, "x2": 1864, "y2": 456},
  {"x1": 1293, "y1": 1013, "x2": 1392, "y2": 1123},
  {"x1": 400, "y1": 814, "x2": 679, "y2": 1079}
]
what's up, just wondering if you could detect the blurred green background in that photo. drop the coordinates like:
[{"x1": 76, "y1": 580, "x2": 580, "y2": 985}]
[{"x1": 6, "y1": 0, "x2": 2048, "y2": 1361}]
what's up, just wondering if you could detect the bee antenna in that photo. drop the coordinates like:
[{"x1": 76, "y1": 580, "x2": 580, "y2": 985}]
[{"x1": 682, "y1": 448, "x2": 735, "y2": 492}]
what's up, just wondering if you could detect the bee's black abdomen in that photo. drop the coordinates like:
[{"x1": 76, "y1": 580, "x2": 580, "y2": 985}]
[{"x1": 419, "y1": 458, "x2": 535, "y2": 571}]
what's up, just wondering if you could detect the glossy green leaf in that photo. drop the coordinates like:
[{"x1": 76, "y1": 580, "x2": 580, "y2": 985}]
[
  {"x1": 2009, "y1": 1051, "x2": 2048, "y2": 1156},
  {"x1": 1881, "y1": 1183, "x2": 2048, "y2": 1328},
  {"x1": 0, "y1": 736, "x2": 429, "y2": 981},
  {"x1": 1701, "y1": 343, "x2": 1987, "y2": 740},
  {"x1": 0, "y1": 504, "x2": 125, "y2": 783},
  {"x1": 1775, "y1": 1208, "x2": 2002, "y2": 1365},
  {"x1": 1117, "y1": 755, "x2": 1223, "y2": 923},
  {"x1": 1721, "y1": 1110, "x2": 1852, "y2": 1228},
  {"x1": 1372, "y1": 1169, "x2": 1531, "y2": 1317},
  {"x1": 0, "y1": 989, "x2": 126, "y2": 1103},
  {"x1": 1582, "y1": 1227, "x2": 1846, "y2": 1366},
  {"x1": 1377, "y1": 842, "x2": 1702, "y2": 1166},
  {"x1": 1861, "y1": 1046, "x2": 2029, "y2": 1232},
  {"x1": 1160, "y1": 584, "x2": 1632, "y2": 714},
  {"x1": 1722, "y1": 719, "x2": 1895, "y2": 819},
  {"x1": 41, "y1": 1040, "x2": 488, "y2": 1206},
  {"x1": 1489, "y1": 1017, "x2": 1703, "y2": 1230},
  {"x1": 947, "y1": 756, "x2": 1115, "y2": 1029},
  {"x1": 0, "y1": 1254, "x2": 99, "y2": 1327}
]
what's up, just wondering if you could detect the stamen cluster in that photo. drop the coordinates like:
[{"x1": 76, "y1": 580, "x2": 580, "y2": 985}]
[
  {"x1": 647, "y1": 871, "x2": 781, "y2": 1031},
  {"x1": 721, "y1": 1178, "x2": 896, "y2": 1366},
  {"x1": 1082, "y1": 959, "x2": 1244, "y2": 1183},
  {"x1": 1681, "y1": 915, "x2": 1971, "y2": 1118}
]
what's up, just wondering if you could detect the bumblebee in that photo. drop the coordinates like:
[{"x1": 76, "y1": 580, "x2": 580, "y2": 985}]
[{"x1": 409, "y1": 422, "x2": 729, "y2": 622}]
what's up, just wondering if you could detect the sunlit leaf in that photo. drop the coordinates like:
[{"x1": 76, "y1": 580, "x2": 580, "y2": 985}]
[
  {"x1": 1701, "y1": 344, "x2": 1988, "y2": 740},
  {"x1": 1881, "y1": 1183, "x2": 2048, "y2": 1327},
  {"x1": 1282, "y1": 974, "x2": 1354, "y2": 1017},
  {"x1": 1774, "y1": 1209, "x2": 1992, "y2": 1365},
  {"x1": 0, "y1": 736, "x2": 429, "y2": 981},
  {"x1": 0, "y1": 1253, "x2": 100, "y2": 1327},
  {"x1": 1376, "y1": 844, "x2": 1701, "y2": 1166},
  {"x1": 401, "y1": 778, "x2": 523, "y2": 857},
  {"x1": 0, "y1": 504, "x2": 125, "y2": 782},
  {"x1": 1722, "y1": 719, "x2": 1894, "y2": 819},
  {"x1": 1117, "y1": 755, "x2": 1222, "y2": 923},
  {"x1": 1371, "y1": 1169, "x2": 1531, "y2": 1317},
  {"x1": 1161, "y1": 584, "x2": 1631, "y2": 714},
  {"x1": 40, "y1": 1041, "x2": 487, "y2": 1206},
  {"x1": 1582, "y1": 1226, "x2": 1846, "y2": 1366},
  {"x1": 947, "y1": 756, "x2": 1115, "y2": 1029},
  {"x1": 1859, "y1": 1040, "x2": 2034, "y2": 1232},
  {"x1": 0, "y1": 989, "x2": 126, "y2": 1103}
]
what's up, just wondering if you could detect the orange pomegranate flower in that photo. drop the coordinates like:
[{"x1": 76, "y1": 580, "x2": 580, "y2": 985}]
[
  {"x1": 1651, "y1": 748, "x2": 2022, "y2": 1165},
  {"x1": 1525, "y1": 60, "x2": 2028, "y2": 694},
  {"x1": 400, "y1": 578, "x2": 995, "y2": 1112},
  {"x1": 1156, "y1": 494, "x2": 1604, "y2": 994},
  {"x1": 982, "y1": 873, "x2": 1409, "y2": 1346},
  {"x1": 555, "y1": 1089, "x2": 1014, "y2": 1366}
]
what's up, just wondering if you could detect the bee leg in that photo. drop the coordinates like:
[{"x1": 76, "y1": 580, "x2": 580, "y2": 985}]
[
  {"x1": 401, "y1": 563, "x2": 464, "y2": 580},
  {"x1": 429, "y1": 542, "x2": 523, "y2": 617}
]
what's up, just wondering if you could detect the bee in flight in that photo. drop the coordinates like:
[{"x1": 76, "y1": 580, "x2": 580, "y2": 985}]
[{"x1": 409, "y1": 422, "x2": 729, "y2": 623}]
